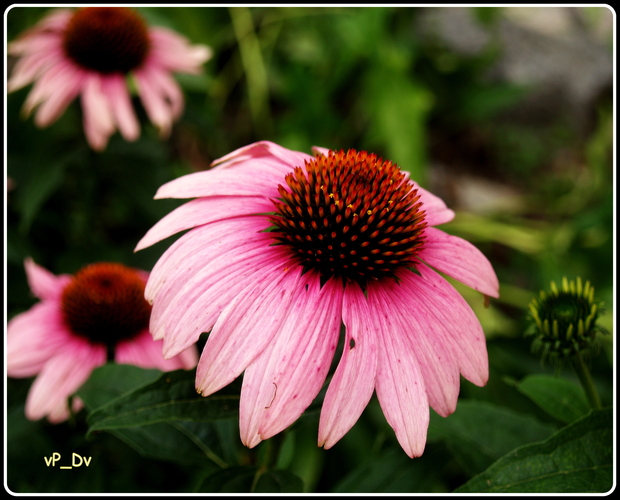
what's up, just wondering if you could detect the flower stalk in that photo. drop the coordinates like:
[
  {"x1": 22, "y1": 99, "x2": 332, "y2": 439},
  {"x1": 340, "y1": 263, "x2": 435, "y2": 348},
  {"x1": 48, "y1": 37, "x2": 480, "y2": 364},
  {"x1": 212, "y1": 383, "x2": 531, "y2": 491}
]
[{"x1": 571, "y1": 351, "x2": 602, "y2": 409}]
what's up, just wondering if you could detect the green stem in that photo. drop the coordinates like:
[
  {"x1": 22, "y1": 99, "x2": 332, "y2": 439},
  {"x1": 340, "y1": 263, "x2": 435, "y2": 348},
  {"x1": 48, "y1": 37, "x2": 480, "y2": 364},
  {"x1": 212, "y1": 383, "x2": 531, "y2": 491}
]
[
  {"x1": 571, "y1": 351, "x2": 602, "y2": 409},
  {"x1": 250, "y1": 432, "x2": 286, "y2": 492},
  {"x1": 228, "y1": 6, "x2": 272, "y2": 136}
]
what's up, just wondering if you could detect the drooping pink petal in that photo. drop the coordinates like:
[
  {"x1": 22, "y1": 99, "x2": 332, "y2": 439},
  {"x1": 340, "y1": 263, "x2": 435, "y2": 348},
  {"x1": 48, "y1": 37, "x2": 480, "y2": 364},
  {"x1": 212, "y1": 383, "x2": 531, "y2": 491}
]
[
  {"x1": 413, "y1": 185, "x2": 456, "y2": 226},
  {"x1": 115, "y1": 330, "x2": 197, "y2": 370},
  {"x1": 153, "y1": 166, "x2": 284, "y2": 201},
  {"x1": 195, "y1": 262, "x2": 304, "y2": 398},
  {"x1": 155, "y1": 238, "x2": 281, "y2": 356},
  {"x1": 7, "y1": 11, "x2": 70, "y2": 56},
  {"x1": 418, "y1": 226, "x2": 500, "y2": 298},
  {"x1": 140, "y1": 64, "x2": 184, "y2": 119},
  {"x1": 371, "y1": 292, "x2": 430, "y2": 458},
  {"x1": 144, "y1": 215, "x2": 269, "y2": 307},
  {"x1": 369, "y1": 277, "x2": 461, "y2": 418},
  {"x1": 148, "y1": 27, "x2": 212, "y2": 73},
  {"x1": 133, "y1": 67, "x2": 176, "y2": 137},
  {"x1": 212, "y1": 140, "x2": 312, "y2": 176},
  {"x1": 7, "y1": 43, "x2": 65, "y2": 92},
  {"x1": 81, "y1": 73, "x2": 116, "y2": 151},
  {"x1": 411, "y1": 264, "x2": 489, "y2": 386},
  {"x1": 100, "y1": 73, "x2": 140, "y2": 141},
  {"x1": 310, "y1": 145, "x2": 330, "y2": 157},
  {"x1": 240, "y1": 274, "x2": 344, "y2": 448},
  {"x1": 23, "y1": 257, "x2": 71, "y2": 301},
  {"x1": 33, "y1": 80, "x2": 83, "y2": 128},
  {"x1": 318, "y1": 282, "x2": 378, "y2": 450},
  {"x1": 12, "y1": 9, "x2": 73, "y2": 42},
  {"x1": 24, "y1": 338, "x2": 106, "y2": 422},
  {"x1": 24, "y1": 60, "x2": 85, "y2": 125},
  {"x1": 46, "y1": 395, "x2": 84, "y2": 424},
  {"x1": 6, "y1": 302, "x2": 75, "y2": 378},
  {"x1": 135, "y1": 195, "x2": 274, "y2": 251}
]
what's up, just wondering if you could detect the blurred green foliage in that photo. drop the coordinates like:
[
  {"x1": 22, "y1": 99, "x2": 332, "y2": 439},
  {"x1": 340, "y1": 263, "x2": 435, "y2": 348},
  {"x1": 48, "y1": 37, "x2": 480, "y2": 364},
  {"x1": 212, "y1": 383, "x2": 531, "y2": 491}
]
[{"x1": 5, "y1": 5, "x2": 614, "y2": 494}]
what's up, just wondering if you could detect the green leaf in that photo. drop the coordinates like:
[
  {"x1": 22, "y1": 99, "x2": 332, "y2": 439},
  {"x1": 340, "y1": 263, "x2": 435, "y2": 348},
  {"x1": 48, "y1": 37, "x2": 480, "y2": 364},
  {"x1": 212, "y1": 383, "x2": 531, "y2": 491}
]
[
  {"x1": 427, "y1": 400, "x2": 557, "y2": 476},
  {"x1": 77, "y1": 363, "x2": 163, "y2": 411},
  {"x1": 513, "y1": 374, "x2": 590, "y2": 424},
  {"x1": 455, "y1": 408, "x2": 613, "y2": 493},
  {"x1": 196, "y1": 466, "x2": 256, "y2": 492},
  {"x1": 253, "y1": 469, "x2": 305, "y2": 493},
  {"x1": 14, "y1": 158, "x2": 68, "y2": 233},
  {"x1": 196, "y1": 466, "x2": 304, "y2": 493},
  {"x1": 364, "y1": 68, "x2": 433, "y2": 185},
  {"x1": 105, "y1": 422, "x2": 224, "y2": 468},
  {"x1": 85, "y1": 369, "x2": 238, "y2": 434},
  {"x1": 332, "y1": 445, "x2": 445, "y2": 493}
]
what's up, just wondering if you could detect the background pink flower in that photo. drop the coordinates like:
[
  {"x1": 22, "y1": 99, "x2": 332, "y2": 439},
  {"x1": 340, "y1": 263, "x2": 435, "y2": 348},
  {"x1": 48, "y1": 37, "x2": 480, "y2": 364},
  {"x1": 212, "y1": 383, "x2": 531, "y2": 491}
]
[
  {"x1": 7, "y1": 7, "x2": 212, "y2": 151},
  {"x1": 136, "y1": 141, "x2": 500, "y2": 458},
  {"x1": 6, "y1": 258, "x2": 198, "y2": 423}
]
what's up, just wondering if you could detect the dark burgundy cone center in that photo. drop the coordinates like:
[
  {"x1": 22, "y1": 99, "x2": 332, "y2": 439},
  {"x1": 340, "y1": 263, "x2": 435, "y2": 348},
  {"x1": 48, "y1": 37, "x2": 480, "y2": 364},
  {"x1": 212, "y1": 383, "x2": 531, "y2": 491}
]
[
  {"x1": 270, "y1": 149, "x2": 427, "y2": 287},
  {"x1": 61, "y1": 262, "x2": 151, "y2": 348},
  {"x1": 63, "y1": 7, "x2": 150, "y2": 74}
]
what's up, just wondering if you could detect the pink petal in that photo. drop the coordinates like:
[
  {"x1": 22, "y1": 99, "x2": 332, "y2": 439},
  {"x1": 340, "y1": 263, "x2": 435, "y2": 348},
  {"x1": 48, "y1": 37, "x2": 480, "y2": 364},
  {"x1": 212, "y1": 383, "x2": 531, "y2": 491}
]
[
  {"x1": 145, "y1": 215, "x2": 270, "y2": 310},
  {"x1": 11, "y1": 9, "x2": 73, "y2": 44},
  {"x1": 195, "y1": 261, "x2": 304, "y2": 397},
  {"x1": 239, "y1": 274, "x2": 344, "y2": 447},
  {"x1": 148, "y1": 27, "x2": 212, "y2": 74},
  {"x1": 369, "y1": 277, "x2": 461, "y2": 418},
  {"x1": 310, "y1": 146, "x2": 330, "y2": 156},
  {"x1": 318, "y1": 282, "x2": 378, "y2": 450},
  {"x1": 21, "y1": 58, "x2": 71, "y2": 113},
  {"x1": 133, "y1": 67, "x2": 175, "y2": 136},
  {"x1": 25, "y1": 338, "x2": 106, "y2": 422},
  {"x1": 7, "y1": 43, "x2": 64, "y2": 92},
  {"x1": 135, "y1": 195, "x2": 274, "y2": 251},
  {"x1": 156, "y1": 239, "x2": 281, "y2": 356},
  {"x1": 144, "y1": 216, "x2": 268, "y2": 303},
  {"x1": 115, "y1": 330, "x2": 197, "y2": 370},
  {"x1": 23, "y1": 257, "x2": 71, "y2": 301},
  {"x1": 100, "y1": 73, "x2": 140, "y2": 141},
  {"x1": 8, "y1": 19, "x2": 66, "y2": 56},
  {"x1": 414, "y1": 184, "x2": 455, "y2": 226},
  {"x1": 81, "y1": 73, "x2": 116, "y2": 151},
  {"x1": 372, "y1": 295, "x2": 430, "y2": 458},
  {"x1": 411, "y1": 264, "x2": 489, "y2": 386},
  {"x1": 212, "y1": 140, "x2": 312, "y2": 176},
  {"x1": 26, "y1": 61, "x2": 85, "y2": 126},
  {"x1": 6, "y1": 302, "x2": 74, "y2": 378},
  {"x1": 152, "y1": 167, "x2": 283, "y2": 200},
  {"x1": 418, "y1": 226, "x2": 500, "y2": 298},
  {"x1": 142, "y1": 64, "x2": 184, "y2": 119}
]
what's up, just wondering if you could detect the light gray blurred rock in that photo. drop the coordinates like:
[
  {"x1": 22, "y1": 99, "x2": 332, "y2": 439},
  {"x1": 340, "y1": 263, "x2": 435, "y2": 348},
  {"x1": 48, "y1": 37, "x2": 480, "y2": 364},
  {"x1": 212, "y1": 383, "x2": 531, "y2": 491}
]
[{"x1": 415, "y1": 7, "x2": 613, "y2": 131}]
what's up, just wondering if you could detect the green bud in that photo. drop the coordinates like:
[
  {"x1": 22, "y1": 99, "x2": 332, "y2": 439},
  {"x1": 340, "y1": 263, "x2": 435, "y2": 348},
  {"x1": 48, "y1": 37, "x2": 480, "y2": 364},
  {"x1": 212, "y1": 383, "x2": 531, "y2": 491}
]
[{"x1": 525, "y1": 277, "x2": 607, "y2": 367}]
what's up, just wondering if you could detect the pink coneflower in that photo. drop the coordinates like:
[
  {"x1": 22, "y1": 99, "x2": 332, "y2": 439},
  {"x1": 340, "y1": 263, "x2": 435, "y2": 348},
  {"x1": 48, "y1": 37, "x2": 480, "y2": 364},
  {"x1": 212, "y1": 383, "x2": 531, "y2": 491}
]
[
  {"x1": 7, "y1": 7, "x2": 212, "y2": 151},
  {"x1": 136, "y1": 141, "x2": 500, "y2": 458},
  {"x1": 7, "y1": 259, "x2": 198, "y2": 423}
]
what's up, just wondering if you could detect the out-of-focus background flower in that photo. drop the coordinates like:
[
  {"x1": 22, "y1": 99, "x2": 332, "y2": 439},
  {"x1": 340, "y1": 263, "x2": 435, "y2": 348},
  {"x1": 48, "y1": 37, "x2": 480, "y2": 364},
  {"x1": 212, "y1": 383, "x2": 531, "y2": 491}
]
[{"x1": 5, "y1": 6, "x2": 614, "y2": 494}]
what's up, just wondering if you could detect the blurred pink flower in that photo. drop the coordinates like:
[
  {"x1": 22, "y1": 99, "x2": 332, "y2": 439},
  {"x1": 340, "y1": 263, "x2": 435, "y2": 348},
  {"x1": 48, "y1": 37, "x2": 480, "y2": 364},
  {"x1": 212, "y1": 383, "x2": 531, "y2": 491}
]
[
  {"x1": 7, "y1": 259, "x2": 198, "y2": 423},
  {"x1": 136, "y1": 141, "x2": 500, "y2": 458},
  {"x1": 7, "y1": 7, "x2": 212, "y2": 151}
]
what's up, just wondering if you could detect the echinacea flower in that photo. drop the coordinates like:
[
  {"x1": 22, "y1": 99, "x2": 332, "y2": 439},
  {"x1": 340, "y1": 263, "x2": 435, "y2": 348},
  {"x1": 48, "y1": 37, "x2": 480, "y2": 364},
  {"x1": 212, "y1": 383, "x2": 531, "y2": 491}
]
[
  {"x1": 7, "y1": 7, "x2": 211, "y2": 151},
  {"x1": 136, "y1": 141, "x2": 500, "y2": 458},
  {"x1": 7, "y1": 259, "x2": 198, "y2": 423}
]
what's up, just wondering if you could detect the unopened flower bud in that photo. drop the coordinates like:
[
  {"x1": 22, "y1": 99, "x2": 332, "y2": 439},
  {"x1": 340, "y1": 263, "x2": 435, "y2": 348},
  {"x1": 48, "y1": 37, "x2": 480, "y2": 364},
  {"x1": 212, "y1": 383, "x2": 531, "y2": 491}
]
[{"x1": 526, "y1": 277, "x2": 606, "y2": 367}]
